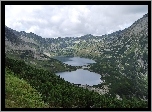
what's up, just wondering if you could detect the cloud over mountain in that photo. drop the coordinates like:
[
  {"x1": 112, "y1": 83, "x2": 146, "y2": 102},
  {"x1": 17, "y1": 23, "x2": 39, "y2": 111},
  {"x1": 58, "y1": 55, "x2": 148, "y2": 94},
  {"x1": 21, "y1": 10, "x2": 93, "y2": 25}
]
[{"x1": 5, "y1": 5, "x2": 148, "y2": 38}]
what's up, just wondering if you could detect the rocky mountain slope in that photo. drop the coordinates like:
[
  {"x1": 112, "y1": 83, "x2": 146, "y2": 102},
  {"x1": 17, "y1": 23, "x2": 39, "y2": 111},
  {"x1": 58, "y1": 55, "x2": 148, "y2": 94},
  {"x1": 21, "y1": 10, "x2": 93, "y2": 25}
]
[
  {"x1": 5, "y1": 26, "x2": 80, "y2": 73},
  {"x1": 89, "y1": 13, "x2": 148, "y2": 99}
]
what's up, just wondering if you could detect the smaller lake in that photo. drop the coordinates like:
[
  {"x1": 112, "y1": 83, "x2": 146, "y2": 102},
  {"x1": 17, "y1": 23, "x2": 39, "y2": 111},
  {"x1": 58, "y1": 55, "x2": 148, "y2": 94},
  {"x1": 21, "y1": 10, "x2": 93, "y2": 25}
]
[
  {"x1": 56, "y1": 69, "x2": 102, "y2": 86},
  {"x1": 53, "y1": 56, "x2": 96, "y2": 66}
]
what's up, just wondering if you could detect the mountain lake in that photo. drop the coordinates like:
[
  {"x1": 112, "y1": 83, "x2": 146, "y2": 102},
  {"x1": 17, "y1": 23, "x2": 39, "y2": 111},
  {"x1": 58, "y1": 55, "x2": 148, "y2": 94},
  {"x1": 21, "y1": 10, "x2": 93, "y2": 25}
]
[{"x1": 53, "y1": 56, "x2": 102, "y2": 86}]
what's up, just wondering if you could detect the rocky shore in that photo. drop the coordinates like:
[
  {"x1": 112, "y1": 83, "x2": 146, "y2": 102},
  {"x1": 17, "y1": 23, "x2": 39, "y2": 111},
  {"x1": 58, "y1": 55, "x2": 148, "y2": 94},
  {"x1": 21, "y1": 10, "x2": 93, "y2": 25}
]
[
  {"x1": 73, "y1": 84, "x2": 109, "y2": 95},
  {"x1": 74, "y1": 84, "x2": 122, "y2": 100}
]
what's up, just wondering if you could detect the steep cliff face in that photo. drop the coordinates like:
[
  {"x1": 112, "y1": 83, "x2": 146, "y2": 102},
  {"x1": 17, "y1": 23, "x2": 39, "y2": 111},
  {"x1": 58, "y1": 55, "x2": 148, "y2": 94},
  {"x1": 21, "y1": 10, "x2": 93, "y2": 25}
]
[{"x1": 120, "y1": 13, "x2": 148, "y2": 37}]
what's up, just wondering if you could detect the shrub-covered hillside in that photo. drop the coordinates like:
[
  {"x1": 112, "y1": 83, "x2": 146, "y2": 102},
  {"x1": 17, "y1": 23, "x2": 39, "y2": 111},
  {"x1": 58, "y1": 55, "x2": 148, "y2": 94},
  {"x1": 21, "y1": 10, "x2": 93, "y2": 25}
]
[{"x1": 5, "y1": 56, "x2": 148, "y2": 108}]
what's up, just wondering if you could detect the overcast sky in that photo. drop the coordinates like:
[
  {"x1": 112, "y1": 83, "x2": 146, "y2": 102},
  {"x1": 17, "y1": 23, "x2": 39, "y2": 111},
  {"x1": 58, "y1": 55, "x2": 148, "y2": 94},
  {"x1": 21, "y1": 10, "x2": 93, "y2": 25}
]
[{"x1": 5, "y1": 5, "x2": 148, "y2": 38}]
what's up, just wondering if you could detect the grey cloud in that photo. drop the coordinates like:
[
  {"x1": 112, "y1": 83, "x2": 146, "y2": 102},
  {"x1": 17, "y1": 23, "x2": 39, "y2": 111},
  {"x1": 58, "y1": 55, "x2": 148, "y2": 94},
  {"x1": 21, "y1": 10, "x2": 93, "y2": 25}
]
[
  {"x1": 5, "y1": 5, "x2": 148, "y2": 38},
  {"x1": 120, "y1": 5, "x2": 148, "y2": 14}
]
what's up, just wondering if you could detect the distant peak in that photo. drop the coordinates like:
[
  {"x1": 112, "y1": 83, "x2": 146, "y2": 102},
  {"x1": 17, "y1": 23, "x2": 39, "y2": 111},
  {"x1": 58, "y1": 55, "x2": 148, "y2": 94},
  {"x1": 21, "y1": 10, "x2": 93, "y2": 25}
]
[{"x1": 143, "y1": 13, "x2": 148, "y2": 18}]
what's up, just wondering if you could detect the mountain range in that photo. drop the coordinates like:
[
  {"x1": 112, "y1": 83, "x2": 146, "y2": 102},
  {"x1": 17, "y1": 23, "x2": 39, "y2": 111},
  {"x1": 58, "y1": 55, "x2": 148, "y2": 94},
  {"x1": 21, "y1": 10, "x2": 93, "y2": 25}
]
[{"x1": 5, "y1": 13, "x2": 148, "y2": 100}]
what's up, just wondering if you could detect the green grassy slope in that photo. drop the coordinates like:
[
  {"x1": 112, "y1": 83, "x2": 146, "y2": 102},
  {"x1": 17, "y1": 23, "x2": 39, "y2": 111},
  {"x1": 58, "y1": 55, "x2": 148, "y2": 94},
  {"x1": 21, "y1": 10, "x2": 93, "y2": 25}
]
[{"x1": 5, "y1": 68, "x2": 49, "y2": 108}]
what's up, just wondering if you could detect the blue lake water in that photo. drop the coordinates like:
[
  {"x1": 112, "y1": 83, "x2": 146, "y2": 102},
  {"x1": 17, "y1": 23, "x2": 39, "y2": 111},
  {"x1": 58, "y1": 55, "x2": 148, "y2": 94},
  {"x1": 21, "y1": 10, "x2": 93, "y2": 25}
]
[
  {"x1": 64, "y1": 57, "x2": 96, "y2": 66},
  {"x1": 54, "y1": 56, "x2": 102, "y2": 86},
  {"x1": 56, "y1": 69, "x2": 102, "y2": 86}
]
